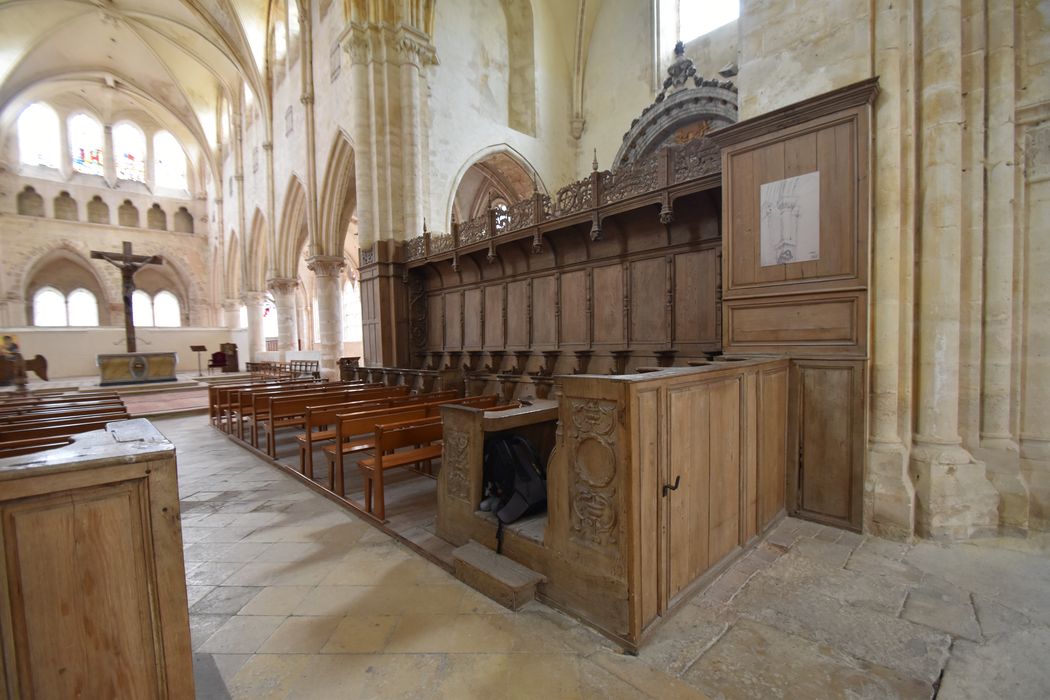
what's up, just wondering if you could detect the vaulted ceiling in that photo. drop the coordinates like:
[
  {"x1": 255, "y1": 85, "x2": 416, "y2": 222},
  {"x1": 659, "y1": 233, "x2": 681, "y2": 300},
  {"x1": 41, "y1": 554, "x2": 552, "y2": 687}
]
[{"x1": 0, "y1": 0, "x2": 273, "y2": 183}]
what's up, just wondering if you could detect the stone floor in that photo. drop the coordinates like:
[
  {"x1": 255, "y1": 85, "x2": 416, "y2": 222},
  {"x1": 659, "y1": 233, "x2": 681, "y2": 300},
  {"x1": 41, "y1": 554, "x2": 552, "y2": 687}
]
[{"x1": 162, "y1": 415, "x2": 1050, "y2": 699}]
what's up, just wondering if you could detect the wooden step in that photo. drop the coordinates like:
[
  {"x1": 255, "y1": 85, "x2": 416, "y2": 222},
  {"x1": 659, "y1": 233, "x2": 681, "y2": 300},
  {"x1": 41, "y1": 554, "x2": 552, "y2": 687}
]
[{"x1": 451, "y1": 539, "x2": 545, "y2": 611}]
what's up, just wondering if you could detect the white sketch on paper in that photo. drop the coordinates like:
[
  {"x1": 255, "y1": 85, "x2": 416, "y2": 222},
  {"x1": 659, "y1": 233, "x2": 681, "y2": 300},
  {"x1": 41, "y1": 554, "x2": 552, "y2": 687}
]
[{"x1": 760, "y1": 171, "x2": 820, "y2": 266}]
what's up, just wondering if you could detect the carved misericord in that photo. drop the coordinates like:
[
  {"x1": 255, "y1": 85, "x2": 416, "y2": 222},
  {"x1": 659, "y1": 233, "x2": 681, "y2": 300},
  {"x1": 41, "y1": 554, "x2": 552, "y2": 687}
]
[
  {"x1": 444, "y1": 427, "x2": 471, "y2": 502},
  {"x1": 567, "y1": 398, "x2": 619, "y2": 550}
]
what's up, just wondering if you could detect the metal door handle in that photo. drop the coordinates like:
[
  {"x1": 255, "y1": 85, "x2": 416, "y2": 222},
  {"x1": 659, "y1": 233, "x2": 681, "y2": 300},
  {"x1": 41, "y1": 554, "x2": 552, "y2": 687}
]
[{"x1": 662, "y1": 475, "x2": 681, "y2": 497}]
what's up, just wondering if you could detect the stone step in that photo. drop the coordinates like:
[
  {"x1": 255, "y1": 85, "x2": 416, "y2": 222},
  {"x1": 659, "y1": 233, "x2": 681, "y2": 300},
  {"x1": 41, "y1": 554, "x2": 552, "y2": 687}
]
[{"x1": 451, "y1": 539, "x2": 545, "y2": 611}]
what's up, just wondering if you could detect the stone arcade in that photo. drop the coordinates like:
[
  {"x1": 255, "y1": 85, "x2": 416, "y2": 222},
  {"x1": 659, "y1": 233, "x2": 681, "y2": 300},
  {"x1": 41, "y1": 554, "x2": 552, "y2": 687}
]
[{"x1": 0, "y1": 1, "x2": 1047, "y2": 697}]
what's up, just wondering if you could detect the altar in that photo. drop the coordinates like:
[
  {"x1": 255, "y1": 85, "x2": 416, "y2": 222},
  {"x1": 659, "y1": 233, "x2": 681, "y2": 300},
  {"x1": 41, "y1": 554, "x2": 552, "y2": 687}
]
[{"x1": 97, "y1": 352, "x2": 178, "y2": 386}]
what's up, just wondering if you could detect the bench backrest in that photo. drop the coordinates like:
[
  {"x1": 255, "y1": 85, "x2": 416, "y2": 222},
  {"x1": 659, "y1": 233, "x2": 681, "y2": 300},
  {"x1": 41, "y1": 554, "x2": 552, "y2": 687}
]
[
  {"x1": 0, "y1": 416, "x2": 128, "y2": 442},
  {"x1": 0, "y1": 406, "x2": 128, "y2": 425},
  {"x1": 0, "y1": 400, "x2": 126, "y2": 419},
  {"x1": 374, "y1": 418, "x2": 444, "y2": 454},
  {"x1": 256, "y1": 384, "x2": 406, "y2": 414},
  {"x1": 267, "y1": 388, "x2": 402, "y2": 418}
]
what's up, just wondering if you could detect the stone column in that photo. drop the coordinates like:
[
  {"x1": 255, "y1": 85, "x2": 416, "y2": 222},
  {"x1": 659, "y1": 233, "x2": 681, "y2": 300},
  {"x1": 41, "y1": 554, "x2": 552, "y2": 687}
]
[
  {"x1": 103, "y1": 125, "x2": 116, "y2": 187},
  {"x1": 307, "y1": 256, "x2": 344, "y2": 378},
  {"x1": 223, "y1": 299, "x2": 242, "y2": 329},
  {"x1": 909, "y1": 0, "x2": 997, "y2": 539},
  {"x1": 267, "y1": 277, "x2": 300, "y2": 356},
  {"x1": 865, "y1": 0, "x2": 916, "y2": 539},
  {"x1": 242, "y1": 291, "x2": 266, "y2": 362}
]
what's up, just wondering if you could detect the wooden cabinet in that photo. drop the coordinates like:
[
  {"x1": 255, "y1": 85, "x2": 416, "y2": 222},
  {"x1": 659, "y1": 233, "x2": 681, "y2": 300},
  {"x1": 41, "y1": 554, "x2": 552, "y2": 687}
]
[{"x1": 0, "y1": 419, "x2": 194, "y2": 699}]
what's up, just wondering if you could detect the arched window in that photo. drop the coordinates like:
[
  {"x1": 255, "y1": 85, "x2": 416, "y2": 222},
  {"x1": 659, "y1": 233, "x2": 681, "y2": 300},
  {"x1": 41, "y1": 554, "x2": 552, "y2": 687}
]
[
  {"x1": 69, "y1": 113, "x2": 104, "y2": 176},
  {"x1": 66, "y1": 288, "x2": 99, "y2": 326},
  {"x1": 32, "y1": 287, "x2": 68, "y2": 326},
  {"x1": 154, "y1": 131, "x2": 187, "y2": 190},
  {"x1": 113, "y1": 122, "x2": 146, "y2": 182},
  {"x1": 153, "y1": 291, "x2": 182, "y2": 327},
  {"x1": 658, "y1": 1, "x2": 739, "y2": 59},
  {"x1": 342, "y1": 279, "x2": 363, "y2": 342},
  {"x1": 17, "y1": 103, "x2": 60, "y2": 169},
  {"x1": 132, "y1": 289, "x2": 154, "y2": 326}
]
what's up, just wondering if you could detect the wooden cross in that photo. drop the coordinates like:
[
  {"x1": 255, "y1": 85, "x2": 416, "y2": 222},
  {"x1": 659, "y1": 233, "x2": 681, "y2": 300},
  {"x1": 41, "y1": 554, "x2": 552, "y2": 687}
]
[{"x1": 90, "y1": 241, "x2": 164, "y2": 353}]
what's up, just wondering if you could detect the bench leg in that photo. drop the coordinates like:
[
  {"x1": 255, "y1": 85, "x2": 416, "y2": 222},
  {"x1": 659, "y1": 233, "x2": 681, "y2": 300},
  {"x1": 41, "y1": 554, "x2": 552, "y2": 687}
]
[
  {"x1": 363, "y1": 472, "x2": 372, "y2": 512},
  {"x1": 374, "y1": 464, "x2": 385, "y2": 520},
  {"x1": 334, "y1": 453, "x2": 345, "y2": 497}
]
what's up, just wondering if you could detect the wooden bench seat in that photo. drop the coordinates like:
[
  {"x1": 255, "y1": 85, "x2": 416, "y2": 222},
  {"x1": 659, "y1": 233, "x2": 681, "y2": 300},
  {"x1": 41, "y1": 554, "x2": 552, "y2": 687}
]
[
  {"x1": 222, "y1": 379, "x2": 331, "y2": 434},
  {"x1": 357, "y1": 417, "x2": 446, "y2": 521},
  {"x1": 251, "y1": 385, "x2": 407, "y2": 448}
]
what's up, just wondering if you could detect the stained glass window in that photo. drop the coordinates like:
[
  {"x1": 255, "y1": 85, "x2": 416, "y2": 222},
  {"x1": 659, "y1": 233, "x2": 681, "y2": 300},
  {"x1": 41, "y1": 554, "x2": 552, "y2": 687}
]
[
  {"x1": 70, "y1": 113, "x2": 104, "y2": 176},
  {"x1": 18, "y1": 103, "x2": 60, "y2": 169},
  {"x1": 154, "y1": 131, "x2": 187, "y2": 190},
  {"x1": 114, "y1": 122, "x2": 146, "y2": 182}
]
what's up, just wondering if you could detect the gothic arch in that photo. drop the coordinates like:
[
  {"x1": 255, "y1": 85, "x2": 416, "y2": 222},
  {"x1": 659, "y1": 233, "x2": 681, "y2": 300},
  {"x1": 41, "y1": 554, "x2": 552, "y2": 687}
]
[
  {"x1": 22, "y1": 244, "x2": 112, "y2": 325},
  {"x1": 276, "y1": 175, "x2": 309, "y2": 277},
  {"x1": 318, "y1": 130, "x2": 356, "y2": 257},
  {"x1": 247, "y1": 208, "x2": 270, "y2": 291},
  {"x1": 445, "y1": 144, "x2": 545, "y2": 231},
  {"x1": 226, "y1": 231, "x2": 242, "y2": 298}
]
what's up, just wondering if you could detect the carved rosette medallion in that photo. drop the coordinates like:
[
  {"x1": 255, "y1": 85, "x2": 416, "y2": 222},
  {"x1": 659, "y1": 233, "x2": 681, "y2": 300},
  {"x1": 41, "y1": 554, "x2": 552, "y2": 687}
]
[
  {"x1": 444, "y1": 428, "x2": 470, "y2": 502},
  {"x1": 567, "y1": 398, "x2": 619, "y2": 551}
]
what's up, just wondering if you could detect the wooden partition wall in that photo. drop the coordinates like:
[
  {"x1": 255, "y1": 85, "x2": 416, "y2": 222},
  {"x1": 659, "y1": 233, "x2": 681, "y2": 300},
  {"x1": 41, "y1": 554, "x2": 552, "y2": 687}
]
[{"x1": 718, "y1": 79, "x2": 877, "y2": 530}]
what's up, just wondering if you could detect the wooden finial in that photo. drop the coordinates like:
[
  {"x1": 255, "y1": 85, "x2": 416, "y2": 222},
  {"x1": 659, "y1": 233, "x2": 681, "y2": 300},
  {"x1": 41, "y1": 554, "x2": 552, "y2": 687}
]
[{"x1": 592, "y1": 148, "x2": 599, "y2": 172}]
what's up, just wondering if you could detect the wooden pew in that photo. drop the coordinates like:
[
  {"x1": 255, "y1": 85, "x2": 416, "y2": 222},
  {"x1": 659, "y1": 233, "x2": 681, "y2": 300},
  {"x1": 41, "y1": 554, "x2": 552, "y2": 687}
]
[
  {"x1": 357, "y1": 402, "x2": 522, "y2": 520},
  {"x1": 0, "y1": 406, "x2": 128, "y2": 427},
  {"x1": 0, "y1": 393, "x2": 121, "y2": 412},
  {"x1": 214, "y1": 378, "x2": 326, "y2": 431},
  {"x1": 222, "y1": 379, "x2": 333, "y2": 435},
  {"x1": 248, "y1": 385, "x2": 406, "y2": 447},
  {"x1": 0, "y1": 414, "x2": 130, "y2": 442},
  {"x1": 0, "y1": 402, "x2": 126, "y2": 422},
  {"x1": 0, "y1": 435, "x2": 75, "y2": 459},
  {"x1": 322, "y1": 395, "x2": 504, "y2": 495},
  {"x1": 295, "y1": 390, "x2": 459, "y2": 475}
]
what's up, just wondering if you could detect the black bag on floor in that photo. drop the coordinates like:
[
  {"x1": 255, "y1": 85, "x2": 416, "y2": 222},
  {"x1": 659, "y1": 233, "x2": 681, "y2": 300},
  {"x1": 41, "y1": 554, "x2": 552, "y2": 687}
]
[{"x1": 483, "y1": 434, "x2": 547, "y2": 525}]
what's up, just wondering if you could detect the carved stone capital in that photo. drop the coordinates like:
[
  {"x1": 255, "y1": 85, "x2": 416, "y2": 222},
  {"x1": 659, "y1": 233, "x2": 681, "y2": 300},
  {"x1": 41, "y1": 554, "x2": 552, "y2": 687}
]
[
  {"x1": 395, "y1": 31, "x2": 438, "y2": 67},
  {"x1": 241, "y1": 290, "x2": 267, "y2": 306},
  {"x1": 306, "y1": 255, "x2": 346, "y2": 277},
  {"x1": 267, "y1": 277, "x2": 299, "y2": 295},
  {"x1": 343, "y1": 27, "x2": 371, "y2": 65}
]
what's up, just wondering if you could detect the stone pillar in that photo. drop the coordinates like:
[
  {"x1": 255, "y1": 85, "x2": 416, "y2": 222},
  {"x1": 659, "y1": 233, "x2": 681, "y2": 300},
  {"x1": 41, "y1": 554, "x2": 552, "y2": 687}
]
[
  {"x1": 307, "y1": 257, "x2": 344, "y2": 378},
  {"x1": 267, "y1": 277, "x2": 300, "y2": 356},
  {"x1": 865, "y1": 0, "x2": 916, "y2": 539},
  {"x1": 1020, "y1": 118, "x2": 1050, "y2": 530},
  {"x1": 909, "y1": 0, "x2": 997, "y2": 539},
  {"x1": 223, "y1": 299, "x2": 241, "y2": 329},
  {"x1": 103, "y1": 125, "x2": 116, "y2": 187},
  {"x1": 242, "y1": 291, "x2": 266, "y2": 362}
]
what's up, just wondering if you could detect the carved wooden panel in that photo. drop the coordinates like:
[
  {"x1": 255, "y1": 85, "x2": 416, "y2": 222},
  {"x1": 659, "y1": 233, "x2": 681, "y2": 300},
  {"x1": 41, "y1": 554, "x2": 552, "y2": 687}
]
[
  {"x1": 361, "y1": 274, "x2": 381, "y2": 360},
  {"x1": 506, "y1": 280, "x2": 530, "y2": 349},
  {"x1": 463, "y1": 288, "x2": 483, "y2": 349},
  {"x1": 789, "y1": 359, "x2": 865, "y2": 529},
  {"x1": 483, "y1": 285, "x2": 504, "y2": 349},
  {"x1": 444, "y1": 426, "x2": 471, "y2": 503},
  {"x1": 426, "y1": 294, "x2": 443, "y2": 351},
  {"x1": 567, "y1": 398, "x2": 620, "y2": 552},
  {"x1": 674, "y1": 249, "x2": 720, "y2": 345},
  {"x1": 560, "y1": 270, "x2": 589, "y2": 347},
  {"x1": 629, "y1": 257, "x2": 668, "y2": 345},
  {"x1": 532, "y1": 274, "x2": 558, "y2": 348},
  {"x1": 725, "y1": 291, "x2": 864, "y2": 353},
  {"x1": 592, "y1": 264, "x2": 624, "y2": 345},
  {"x1": 444, "y1": 291, "x2": 462, "y2": 350}
]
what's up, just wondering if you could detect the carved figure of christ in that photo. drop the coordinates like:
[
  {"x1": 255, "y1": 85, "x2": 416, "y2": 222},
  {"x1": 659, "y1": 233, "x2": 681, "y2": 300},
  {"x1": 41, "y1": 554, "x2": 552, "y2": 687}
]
[{"x1": 90, "y1": 241, "x2": 164, "y2": 353}]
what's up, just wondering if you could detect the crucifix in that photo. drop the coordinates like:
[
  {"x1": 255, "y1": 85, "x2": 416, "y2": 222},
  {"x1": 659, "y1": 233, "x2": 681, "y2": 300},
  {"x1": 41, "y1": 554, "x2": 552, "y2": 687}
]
[{"x1": 91, "y1": 241, "x2": 164, "y2": 353}]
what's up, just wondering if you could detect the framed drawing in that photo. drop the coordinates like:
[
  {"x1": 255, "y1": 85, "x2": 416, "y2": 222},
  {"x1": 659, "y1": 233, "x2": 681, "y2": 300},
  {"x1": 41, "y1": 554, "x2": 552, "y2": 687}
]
[{"x1": 760, "y1": 171, "x2": 820, "y2": 266}]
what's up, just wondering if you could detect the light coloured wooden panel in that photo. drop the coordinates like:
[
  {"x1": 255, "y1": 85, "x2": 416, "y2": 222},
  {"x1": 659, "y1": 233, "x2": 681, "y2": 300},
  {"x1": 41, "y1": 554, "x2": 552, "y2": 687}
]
[
  {"x1": 674, "y1": 249, "x2": 719, "y2": 344},
  {"x1": 758, "y1": 367, "x2": 789, "y2": 530},
  {"x1": 506, "y1": 280, "x2": 530, "y2": 348},
  {"x1": 593, "y1": 264, "x2": 624, "y2": 345},
  {"x1": 4, "y1": 483, "x2": 158, "y2": 698},
  {"x1": 707, "y1": 377, "x2": 741, "y2": 566},
  {"x1": 426, "y1": 294, "x2": 443, "y2": 351},
  {"x1": 635, "y1": 388, "x2": 661, "y2": 629},
  {"x1": 725, "y1": 294, "x2": 859, "y2": 347},
  {"x1": 559, "y1": 270, "x2": 589, "y2": 346},
  {"x1": 797, "y1": 362, "x2": 858, "y2": 522},
  {"x1": 630, "y1": 257, "x2": 668, "y2": 345},
  {"x1": 532, "y1": 275, "x2": 558, "y2": 347},
  {"x1": 667, "y1": 384, "x2": 710, "y2": 602},
  {"x1": 483, "y1": 285, "x2": 504, "y2": 349},
  {"x1": 464, "y1": 288, "x2": 483, "y2": 349}
]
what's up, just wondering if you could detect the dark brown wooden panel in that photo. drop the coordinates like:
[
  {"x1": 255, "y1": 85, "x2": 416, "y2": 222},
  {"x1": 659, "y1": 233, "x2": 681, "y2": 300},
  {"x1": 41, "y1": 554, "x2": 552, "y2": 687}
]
[
  {"x1": 630, "y1": 257, "x2": 668, "y2": 346},
  {"x1": 593, "y1": 264, "x2": 624, "y2": 345},
  {"x1": 506, "y1": 280, "x2": 529, "y2": 349},
  {"x1": 483, "y1": 285, "x2": 504, "y2": 349},
  {"x1": 532, "y1": 275, "x2": 557, "y2": 348},
  {"x1": 674, "y1": 249, "x2": 719, "y2": 344},
  {"x1": 560, "y1": 270, "x2": 589, "y2": 347},
  {"x1": 444, "y1": 291, "x2": 463, "y2": 350},
  {"x1": 463, "y1": 288, "x2": 483, "y2": 349},
  {"x1": 426, "y1": 294, "x2": 443, "y2": 351}
]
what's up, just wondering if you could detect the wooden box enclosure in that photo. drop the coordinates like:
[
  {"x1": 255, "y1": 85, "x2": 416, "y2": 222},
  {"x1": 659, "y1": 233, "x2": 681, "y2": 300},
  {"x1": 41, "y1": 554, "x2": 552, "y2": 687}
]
[
  {"x1": 0, "y1": 421, "x2": 194, "y2": 698},
  {"x1": 437, "y1": 359, "x2": 788, "y2": 649}
]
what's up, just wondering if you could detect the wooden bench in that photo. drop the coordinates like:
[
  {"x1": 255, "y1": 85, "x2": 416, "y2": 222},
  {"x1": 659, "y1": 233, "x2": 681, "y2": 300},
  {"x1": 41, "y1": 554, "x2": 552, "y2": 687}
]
[
  {"x1": 0, "y1": 414, "x2": 130, "y2": 442},
  {"x1": 225, "y1": 379, "x2": 337, "y2": 436},
  {"x1": 249, "y1": 384, "x2": 406, "y2": 448},
  {"x1": 296, "y1": 390, "x2": 459, "y2": 475},
  {"x1": 321, "y1": 394, "x2": 505, "y2": 495},
  {"x1": 0, "y1": 406, "x2": 129, "y2": 428},
  {"x1": 0, "y1": 435, "x2": 75, "y2": 459},
  {"x1": 0, "y1": 401, "x2": 126, "y2": 422},
  {"x1": 357, "y1": 417, "x2": 446, "y2": 521},
  {"x1": 217, "y1": 378, "x2": 328, "y2": 432}
]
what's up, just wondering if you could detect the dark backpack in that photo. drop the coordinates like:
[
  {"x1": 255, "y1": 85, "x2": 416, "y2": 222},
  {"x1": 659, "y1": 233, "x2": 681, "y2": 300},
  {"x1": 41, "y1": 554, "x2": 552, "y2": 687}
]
[{"x1": 483, "y1": 434, "x2": 547, "y2": 525}]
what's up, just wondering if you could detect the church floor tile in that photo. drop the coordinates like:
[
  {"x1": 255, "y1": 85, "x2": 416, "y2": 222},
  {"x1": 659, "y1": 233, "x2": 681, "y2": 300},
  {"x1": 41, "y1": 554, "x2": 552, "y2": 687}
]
[{"x1": 154, "y1": 415, "x2": 1050, "y2": 699}]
